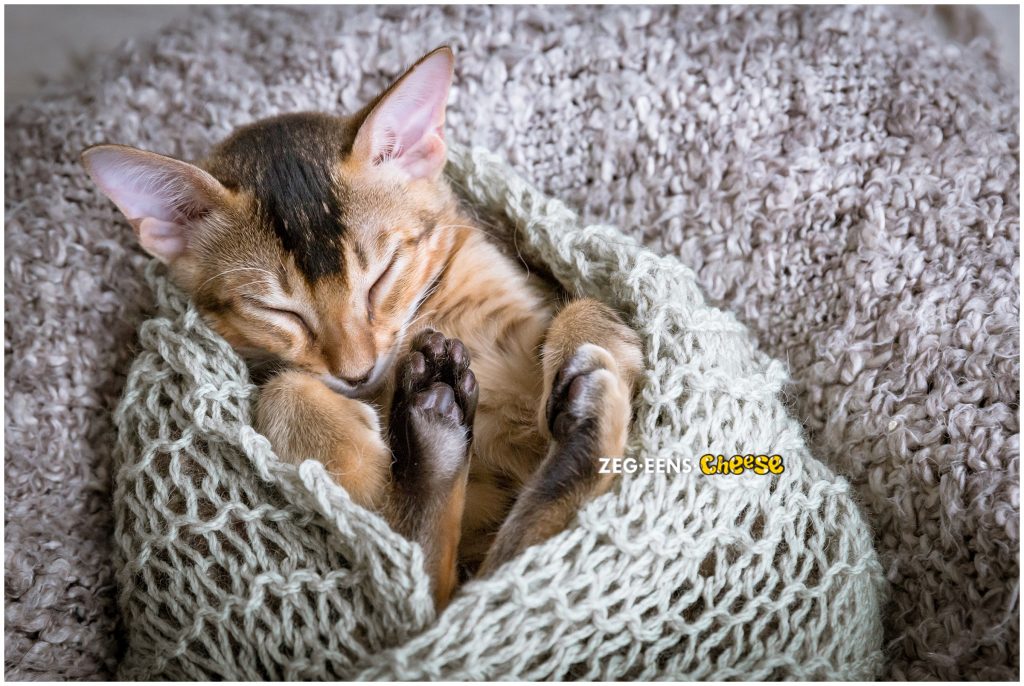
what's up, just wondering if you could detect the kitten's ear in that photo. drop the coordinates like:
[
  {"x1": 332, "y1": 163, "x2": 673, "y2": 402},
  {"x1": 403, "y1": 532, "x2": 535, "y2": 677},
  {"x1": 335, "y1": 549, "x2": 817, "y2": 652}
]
[
  {"x1": 81, "y1": 144, "x2": 228, "y2": 263},
  {"x1": 351, "y1": 46, "x2": 454, "y2": 180}
]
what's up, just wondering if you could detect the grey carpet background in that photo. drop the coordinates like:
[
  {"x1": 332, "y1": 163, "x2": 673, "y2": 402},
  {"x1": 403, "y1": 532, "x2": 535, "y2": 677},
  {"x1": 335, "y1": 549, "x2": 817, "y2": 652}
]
[{"x1": 4, "y1": 5, "x2": 1018, "y2": 680}]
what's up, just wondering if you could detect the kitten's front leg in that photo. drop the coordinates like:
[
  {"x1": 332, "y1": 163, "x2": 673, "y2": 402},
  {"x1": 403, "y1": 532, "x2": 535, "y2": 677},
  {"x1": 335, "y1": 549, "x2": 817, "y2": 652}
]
[
  {"x1": 256, "y1": 371, "x2": 392, "y2": 508},
  {"x1": 386, "y1": 329, "x2": 478, "y2": 609},
  {"x1": 479, "y1": 299, "x2": 642, "y2": 575}
]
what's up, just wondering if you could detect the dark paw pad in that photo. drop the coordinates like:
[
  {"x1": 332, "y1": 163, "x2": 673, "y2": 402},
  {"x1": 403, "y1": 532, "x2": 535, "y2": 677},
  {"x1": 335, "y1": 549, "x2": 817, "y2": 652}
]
[
  {"x1": 535, "y1": 345, "x2": 627, "y2": 502},
  {"x1": 411, "y1": 381, "x2": 463, "y2": 425},
  {"x1": 546, "y1": 348, "x2": 611, "y2": 441},
  {"x1": 391, "y1": 329, "x2": 479, "y2": 485}
]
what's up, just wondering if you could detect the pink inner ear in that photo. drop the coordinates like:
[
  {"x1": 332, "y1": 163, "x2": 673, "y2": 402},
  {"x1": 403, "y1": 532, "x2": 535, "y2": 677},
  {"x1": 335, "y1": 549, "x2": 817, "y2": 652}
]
[
  {"x1": 112, "y1": 185, "x2": 183, "y2": 223},
  {"x1": 365, "y1": 51, "x2": 453, "y2": 178},
  {"x1": 86, "y1": 149, "x2": 189, "y2": 222},
  {"x1": 138, "y1": 218, "x2": 188, "y2": 261},
  {"x1": 83, "y1": 145, "x2": 222, "y2": 264}
]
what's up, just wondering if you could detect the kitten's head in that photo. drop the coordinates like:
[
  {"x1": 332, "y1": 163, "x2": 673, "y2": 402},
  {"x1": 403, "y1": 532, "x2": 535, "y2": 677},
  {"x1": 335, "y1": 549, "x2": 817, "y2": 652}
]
[{"x1": 83, "y1": 47, "x2": 457, "y2": 397}]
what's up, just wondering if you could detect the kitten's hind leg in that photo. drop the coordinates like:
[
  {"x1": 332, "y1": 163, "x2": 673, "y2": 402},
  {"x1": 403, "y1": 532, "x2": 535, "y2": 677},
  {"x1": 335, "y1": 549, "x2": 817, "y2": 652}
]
[
  {"x1": 386, "y1": 329, "x2": 478, "y2": 609},
  {"x1": 479, "y1": 299, "x2": 642, "y2": 575}
]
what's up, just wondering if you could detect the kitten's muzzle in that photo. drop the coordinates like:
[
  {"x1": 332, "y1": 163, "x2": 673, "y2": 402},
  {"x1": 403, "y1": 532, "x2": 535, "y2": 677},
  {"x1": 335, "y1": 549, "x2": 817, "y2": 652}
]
[
  {"x1": 320, "y1": 350, "x2": 394, "y2": 399},
  {"x1": 323, "y1": 369, "x2": 379, "y2": 398},
  {"x1": 339, "y1": 370, "x2": 372, "y2": 387}
]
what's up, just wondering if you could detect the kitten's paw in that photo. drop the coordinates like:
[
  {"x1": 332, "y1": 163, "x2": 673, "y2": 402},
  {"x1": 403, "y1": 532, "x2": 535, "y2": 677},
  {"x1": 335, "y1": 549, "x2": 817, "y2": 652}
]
[
  {"x1": 546, "y1": 343, "x2": 632, "y2": 459},
  {"x1": 390, "y1": 329, "x2": 478, "y2": 486}
]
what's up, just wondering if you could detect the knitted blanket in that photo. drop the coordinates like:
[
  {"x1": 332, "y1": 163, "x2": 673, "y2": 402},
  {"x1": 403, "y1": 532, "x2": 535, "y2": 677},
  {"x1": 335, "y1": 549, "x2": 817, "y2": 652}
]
[
  {"x1": 112, "y1": 144, "x2": 886, "y2": 680},
  {"x1": 4, "y1": 5, "x2": 1018, "y2": 681}
]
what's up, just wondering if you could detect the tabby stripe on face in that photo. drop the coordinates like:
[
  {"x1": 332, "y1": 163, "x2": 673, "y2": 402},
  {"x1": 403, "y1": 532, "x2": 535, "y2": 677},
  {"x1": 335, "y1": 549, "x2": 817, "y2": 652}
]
[
  {"x1": 406, "y1": 229, "x2": 467, "y2": 321},
  {"x1": 212, "y1": 114, "x2": 351, "y2": 284},
  {"x1": 194, "y1": 291, "x2": 232, "y2": 316},
  {"x1": 411, "y1": 212, "x2": 438, "y2": 246},
  {"x1": 261, "y1": 152, "x2": 346, "y2": 283},
  {"x1": 353, "y1": 242, "x2": 369, "y2": 270}
]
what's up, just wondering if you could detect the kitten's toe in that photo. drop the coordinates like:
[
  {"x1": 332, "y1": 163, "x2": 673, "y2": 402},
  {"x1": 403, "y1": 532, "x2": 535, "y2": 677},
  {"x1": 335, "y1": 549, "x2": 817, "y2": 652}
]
[
  {"x1": 454, "y1": 367, "x2": 479, "y2": 427},
  {"x1": 447, "y1": 338, "x2": 471, "y2": 373},
  {"x1": 413, "y1": 328, "x2": 448, "y2": 364},
  {"x1": 398, "y1": 350, "x2": 430, "y2": 395}
]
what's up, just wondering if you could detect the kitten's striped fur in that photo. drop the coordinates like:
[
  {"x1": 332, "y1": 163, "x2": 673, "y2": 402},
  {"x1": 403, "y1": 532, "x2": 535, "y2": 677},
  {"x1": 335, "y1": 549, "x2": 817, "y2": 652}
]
[{"x1": 83, "y1": 47, "x2": 642, "y2": 609}]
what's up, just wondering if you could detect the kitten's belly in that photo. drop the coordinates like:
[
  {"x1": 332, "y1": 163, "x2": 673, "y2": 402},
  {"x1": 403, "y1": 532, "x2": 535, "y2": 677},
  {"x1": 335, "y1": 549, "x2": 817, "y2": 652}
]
[{"x1": 406, "y1": 231, "x2": 562, "y2": 573}]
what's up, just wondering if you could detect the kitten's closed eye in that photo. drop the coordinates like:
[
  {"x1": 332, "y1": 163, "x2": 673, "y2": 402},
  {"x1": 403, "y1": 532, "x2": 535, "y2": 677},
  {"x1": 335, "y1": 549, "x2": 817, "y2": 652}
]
[
  {"x1": 369, "y1": 252, "x2": 400, "y2": 312},
  {"x1": 242, "y1": 295, "x2": 314, "y2": 337}
]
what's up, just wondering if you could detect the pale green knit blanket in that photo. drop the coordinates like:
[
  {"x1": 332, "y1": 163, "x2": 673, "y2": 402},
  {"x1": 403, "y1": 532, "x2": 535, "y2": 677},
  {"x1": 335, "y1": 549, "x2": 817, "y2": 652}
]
[{"x1": 113, "y1": 144, "x2": 888, "y2": 680}]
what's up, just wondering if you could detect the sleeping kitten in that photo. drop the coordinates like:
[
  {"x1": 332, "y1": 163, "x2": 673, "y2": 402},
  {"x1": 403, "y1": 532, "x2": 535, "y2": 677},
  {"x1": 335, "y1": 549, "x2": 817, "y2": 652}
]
[{"x1": 83, "y1": 47, "x2": 643, "y2": 609}]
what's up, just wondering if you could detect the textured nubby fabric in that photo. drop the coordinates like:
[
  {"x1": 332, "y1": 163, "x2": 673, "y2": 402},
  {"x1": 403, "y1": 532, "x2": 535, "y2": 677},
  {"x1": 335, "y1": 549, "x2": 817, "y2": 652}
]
[
  {"x1": 110, "y1": 144, "x2": 887, "y2": 680},
  {"x1": 3, "y1": 5, "x2": 1018, "y2": 681}
]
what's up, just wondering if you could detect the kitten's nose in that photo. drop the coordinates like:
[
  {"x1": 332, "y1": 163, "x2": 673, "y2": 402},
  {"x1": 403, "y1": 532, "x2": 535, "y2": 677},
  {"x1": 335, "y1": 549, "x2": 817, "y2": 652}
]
[{"x1": 339, "y1": 369, "x2": 372, "y2": 387}]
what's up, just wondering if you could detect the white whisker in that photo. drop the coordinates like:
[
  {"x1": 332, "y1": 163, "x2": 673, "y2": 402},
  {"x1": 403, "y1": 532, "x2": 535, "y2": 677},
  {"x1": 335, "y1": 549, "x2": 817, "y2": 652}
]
[
  {"x1": 197, "y1": 266, "x2": 279, "y2": 293},
  {"x1": 223, "y1": 280, "x2": 277, "y2": 297}
]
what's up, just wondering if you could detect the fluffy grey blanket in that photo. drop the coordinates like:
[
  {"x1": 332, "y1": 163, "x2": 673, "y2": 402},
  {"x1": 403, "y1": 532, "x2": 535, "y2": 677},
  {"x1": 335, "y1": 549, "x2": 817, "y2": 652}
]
[{"x1": 4, "y1": 5, "x2": 1018, "y2": 680}]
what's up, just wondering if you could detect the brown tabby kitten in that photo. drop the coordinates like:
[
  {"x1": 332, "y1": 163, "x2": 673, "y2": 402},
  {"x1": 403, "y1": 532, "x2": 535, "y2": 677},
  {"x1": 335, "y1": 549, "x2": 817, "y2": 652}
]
[{"x1": 83, "y1": 47, "x2": 643, "y2": 609}]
